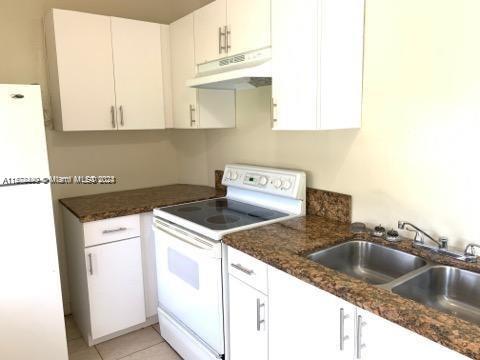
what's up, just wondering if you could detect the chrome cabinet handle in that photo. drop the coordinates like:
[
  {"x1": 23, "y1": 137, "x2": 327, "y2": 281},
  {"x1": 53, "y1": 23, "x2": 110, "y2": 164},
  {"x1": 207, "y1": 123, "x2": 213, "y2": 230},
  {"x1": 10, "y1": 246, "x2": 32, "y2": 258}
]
[
  {"x1": 189, "y1": 104, "x2": 196, "y2": 127},
  {"x1": 340, "y1": 308, "x2": 350, "y2": 351},
  {"x1": 110, "y1": 106, "x2": 116, "y2": 128},
  {"x1": 230, "y1": 263, "x2": 254, "y2": 276},
  {"x1": 119, "y1": 105, "x2": 124, "y2": 126},
  {"x1": 225, "y1": 25, "x2": 231, "y2": 53},
  {"x1": 256, "y1": 298, "x2": 265, "y2": 331},
  {"x1": 356, "y1": 315, "x2": 367, "y2": 359},
  {"x1": 102, "y1": 227, "x2": 127, "y2": 234},
  {"x1": 271, "y1": 99, "x2": 278, "y2": 125},
  {"x1": 218, "y1": 27, "x2": 226, "y2": 54},
  {"x1": 88, "y1": 253, "x2": 93, "y2": 275}
]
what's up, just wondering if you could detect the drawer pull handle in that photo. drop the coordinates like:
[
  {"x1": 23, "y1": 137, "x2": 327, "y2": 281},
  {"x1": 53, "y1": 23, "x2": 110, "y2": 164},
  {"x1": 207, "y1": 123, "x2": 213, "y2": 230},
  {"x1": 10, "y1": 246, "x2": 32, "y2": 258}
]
[
  {"x1": 231, "y1": 263, "x2": 254, "y2": 276},
  {"x1": 102, "y1": 227, "x2": 127, "y2": 234},
  {"x1": 88, "y1": 253, "x2": 93, "y2": 275},
  {"x1": 340, "y1": 308, "x2": 350, "y2": 350}
]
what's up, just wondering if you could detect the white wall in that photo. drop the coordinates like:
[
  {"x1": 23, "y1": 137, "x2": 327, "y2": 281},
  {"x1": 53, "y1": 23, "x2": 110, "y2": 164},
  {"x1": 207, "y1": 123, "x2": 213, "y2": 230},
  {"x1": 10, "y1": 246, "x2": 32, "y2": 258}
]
[{"x1": 195, "y1": 0, "x2": 480, "y2": 249}]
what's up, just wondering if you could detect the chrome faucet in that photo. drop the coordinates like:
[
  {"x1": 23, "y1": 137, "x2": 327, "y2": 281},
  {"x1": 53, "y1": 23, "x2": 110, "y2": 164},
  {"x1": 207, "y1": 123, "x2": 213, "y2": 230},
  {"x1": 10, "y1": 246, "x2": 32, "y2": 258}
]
[
  {"x1": 398, "y1": 221, "x2": 479, "y2": 263},
  {"x1": 397, "y1": 221, "x2": 448, "y2": 249}
]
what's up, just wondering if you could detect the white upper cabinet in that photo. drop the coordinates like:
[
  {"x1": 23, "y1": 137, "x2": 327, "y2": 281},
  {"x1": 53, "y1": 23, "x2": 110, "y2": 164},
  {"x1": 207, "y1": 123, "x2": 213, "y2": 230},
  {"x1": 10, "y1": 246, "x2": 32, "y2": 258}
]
[
  {"x1": 226, "y1": 0, "x2": 271, "y2": 56},
  {"x1": 194, "y1": 0, "x2": 271, "y2": 65},
  {"x1": 45, "y1": 9, "x2": 116, "y2": 131},
  {"x1": 271, "y1": 0, "x2": 365, "y2": 131},
  {"x1": 194, "y1": 0, "x2": 227, "y2": 65},
  {"x1": 111, "y1": 17, "x2": 167, "y2": 130},
  {"x1": 170, "y1": 13, "x2": 235, "y2": 129},
  {"x1": 45, "y1": 9, "x2": 171, "y2": 131}
]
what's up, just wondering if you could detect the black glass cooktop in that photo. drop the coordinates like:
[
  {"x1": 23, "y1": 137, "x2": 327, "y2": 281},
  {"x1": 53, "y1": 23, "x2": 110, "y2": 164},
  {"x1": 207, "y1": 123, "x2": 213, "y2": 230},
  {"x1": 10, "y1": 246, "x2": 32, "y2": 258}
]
[{"x1": 160, "y1": 198, "x2": 289, "y2": 231}]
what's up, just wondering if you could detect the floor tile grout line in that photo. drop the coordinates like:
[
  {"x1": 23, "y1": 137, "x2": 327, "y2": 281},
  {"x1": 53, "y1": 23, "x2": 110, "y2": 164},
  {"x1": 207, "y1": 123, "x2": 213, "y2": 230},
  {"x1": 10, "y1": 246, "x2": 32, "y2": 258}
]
[{"x1": 113, "y1": 340, "x2": 165, "y2": 360}]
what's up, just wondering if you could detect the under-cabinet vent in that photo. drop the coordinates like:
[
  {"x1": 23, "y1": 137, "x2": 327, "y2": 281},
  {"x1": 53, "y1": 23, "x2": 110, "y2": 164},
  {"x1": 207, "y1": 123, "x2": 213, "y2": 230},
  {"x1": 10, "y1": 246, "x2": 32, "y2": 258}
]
[{"x1": 219, "y1": 54, "x2": 246, "y2": 67}]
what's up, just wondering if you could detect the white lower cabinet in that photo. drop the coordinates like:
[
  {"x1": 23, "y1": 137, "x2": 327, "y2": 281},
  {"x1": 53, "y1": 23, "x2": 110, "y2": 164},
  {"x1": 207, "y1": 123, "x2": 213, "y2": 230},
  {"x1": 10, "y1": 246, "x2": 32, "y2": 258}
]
[
  {"x1": 86, "y1": 237, "x2": 146, "y2": 339},
  {"x1": 227, "y1": 249, "x2": 468, "y2": 360},
  {"x1": 268, "y1": 266, "x2": 354, "y2": 360},
  {"x1": 63, "y1": 209, "x2": 154, "y2": 345},
  {"x1": 228, "y1": 275, "x2": 268, "y2": 360}
]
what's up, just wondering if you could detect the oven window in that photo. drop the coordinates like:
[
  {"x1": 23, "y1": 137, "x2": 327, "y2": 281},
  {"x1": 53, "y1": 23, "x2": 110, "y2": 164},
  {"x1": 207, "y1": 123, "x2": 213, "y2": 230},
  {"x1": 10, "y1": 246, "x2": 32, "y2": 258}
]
[{"x1": 167, "y1": 248, "x2": 199, "y2": 290}]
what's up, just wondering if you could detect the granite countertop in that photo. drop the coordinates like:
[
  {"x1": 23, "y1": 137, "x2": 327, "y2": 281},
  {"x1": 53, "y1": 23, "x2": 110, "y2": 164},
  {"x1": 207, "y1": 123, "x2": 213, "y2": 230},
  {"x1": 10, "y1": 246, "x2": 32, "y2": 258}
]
[
  {"x1": 60, "y1": 184, "x2": 224, "y2": 222},
  {"x1": 223, "y1": 216, "x2": 480, "y2": 359}
]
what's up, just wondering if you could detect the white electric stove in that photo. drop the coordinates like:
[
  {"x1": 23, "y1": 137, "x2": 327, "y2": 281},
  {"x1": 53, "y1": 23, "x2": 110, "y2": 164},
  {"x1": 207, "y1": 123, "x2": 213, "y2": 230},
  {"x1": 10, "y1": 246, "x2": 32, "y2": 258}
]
[{"x1": 153, "y1": 164, "x2": 306, "y2": 360}]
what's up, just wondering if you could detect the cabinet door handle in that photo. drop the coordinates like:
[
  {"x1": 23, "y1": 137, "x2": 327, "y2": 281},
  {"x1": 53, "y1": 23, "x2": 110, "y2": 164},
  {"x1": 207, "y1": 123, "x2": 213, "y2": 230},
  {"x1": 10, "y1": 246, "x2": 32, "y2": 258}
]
[
  {"x1": 189, "y1": 104, "x2": 196, "y2": 127},
  {"x1": 271, "y1": 99, "x2": 278, "y2": 126},
  {"x1": 218, "y1": 27, "x2": 226, "y2": 54},
  {"x1": 119, "y1": 105, "x2": 124, "y2": 126},
  {"x1": 225, "y1": 25, "x2": 231, "y2": 53},
  {"x1": 88, "y1": 253, "x2": 93, "y2": 275},
  {"x1": 230, "y1": 263, "x2": 254, "y2": 276},
  {"x1": 102, "y1": 227, "x2": 127, "y2": 234},
  {"x1": 256, "y1": 298, "x2": 265, "y2": 331},
  {"x1": 356, "y1": 315, "x2": 367, "y2": 359},
  {"x1": 110, "y1": 105, "x2": 116, "y2": 128},
  {"x1": 340, "y1": 308, "x2": 350, "y2": 351}
]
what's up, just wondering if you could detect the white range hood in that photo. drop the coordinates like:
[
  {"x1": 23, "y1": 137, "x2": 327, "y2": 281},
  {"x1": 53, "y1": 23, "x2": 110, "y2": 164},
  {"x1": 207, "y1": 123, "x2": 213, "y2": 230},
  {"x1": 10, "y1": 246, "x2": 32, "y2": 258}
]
[{"x1": 186, "y1": 48, "x2": 272, "y2": 90}]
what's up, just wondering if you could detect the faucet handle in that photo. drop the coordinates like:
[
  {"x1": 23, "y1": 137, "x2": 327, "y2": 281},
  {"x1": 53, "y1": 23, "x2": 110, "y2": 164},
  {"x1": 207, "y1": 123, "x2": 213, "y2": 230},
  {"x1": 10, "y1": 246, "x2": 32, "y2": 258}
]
[
  {"x1": 464, "y1": 243, "x2": 480, "y2": 263},
  {"x1": 439, "y1": 237, "x2": 449, "y2": 250}
]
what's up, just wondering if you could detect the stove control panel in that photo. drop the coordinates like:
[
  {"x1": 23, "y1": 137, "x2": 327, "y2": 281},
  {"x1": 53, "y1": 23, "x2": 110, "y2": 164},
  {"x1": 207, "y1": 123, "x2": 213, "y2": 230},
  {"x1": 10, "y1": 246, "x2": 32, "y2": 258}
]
[{"x1": 222, "y1": 164, "x2": 306, "y2": 199}]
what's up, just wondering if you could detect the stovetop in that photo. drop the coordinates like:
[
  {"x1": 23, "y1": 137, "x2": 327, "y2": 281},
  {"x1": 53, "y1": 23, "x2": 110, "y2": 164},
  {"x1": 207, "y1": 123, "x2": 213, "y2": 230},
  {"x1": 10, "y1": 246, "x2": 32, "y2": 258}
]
[{"x1": 160, "y1": 197, "x2": 289, "y2": 231}]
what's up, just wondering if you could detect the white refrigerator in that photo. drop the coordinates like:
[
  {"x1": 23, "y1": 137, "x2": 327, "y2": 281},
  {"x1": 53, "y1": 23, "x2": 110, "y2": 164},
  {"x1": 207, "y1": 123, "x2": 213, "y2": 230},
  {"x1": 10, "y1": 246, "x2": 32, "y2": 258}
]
[{"x1": 0, "y1": 85, "x2": 68, "y2": 360}]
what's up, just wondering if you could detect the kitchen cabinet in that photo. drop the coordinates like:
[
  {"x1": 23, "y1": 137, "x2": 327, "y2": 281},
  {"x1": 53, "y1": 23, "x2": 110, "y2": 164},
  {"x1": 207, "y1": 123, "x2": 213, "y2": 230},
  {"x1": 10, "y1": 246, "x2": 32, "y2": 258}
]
[
  {"x1": 62, "y1": 209, "x2": 152, "y2": 345},
  {"x1": 194, "y1": 0, "x2": 270, "y2": 65},
  {"x1": 356, "y1": 308, "x2": 469, "y2": 360},
  {"x1": 194, "y1": 0, "x2": 227, "y2": 65},
  {"x1": 170, "y1": 13, "x2": 235, "y2": 129},
  {"x1": 268, "y1": 266, "x2": 354, "y2": 360},
  {"x1": 268, "y1": 265, "x2": 467, "y2": 360},
  {"x1": 45, "y1": 9, "x2": 171, "y2": 131},
  {"x1": 227, "y1": 247, "x2": 269, "y2": 360},
  {"x1": 226, "y1": 0, "x2": 271, "y2": 57},
  {"x1": 86, "y1": 237, "x2": 145, "y2": 340},
  {"x1": 271, "y1": 0, "x2": 365, "y2": 130},
  {"x1": 228, "y1": 276, "x2": 268, "y2": 360}
]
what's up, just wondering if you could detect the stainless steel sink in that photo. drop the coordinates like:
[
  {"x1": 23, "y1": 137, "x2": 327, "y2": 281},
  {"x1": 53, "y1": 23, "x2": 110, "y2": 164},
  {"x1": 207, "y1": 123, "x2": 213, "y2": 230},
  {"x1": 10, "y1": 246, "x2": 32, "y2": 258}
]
[
  {"x1": 307, "y1": 241, "x2": 428, "y2": 285},
  {"x1": 392, "y1": 266, "x2": 480, "y2": 325}
]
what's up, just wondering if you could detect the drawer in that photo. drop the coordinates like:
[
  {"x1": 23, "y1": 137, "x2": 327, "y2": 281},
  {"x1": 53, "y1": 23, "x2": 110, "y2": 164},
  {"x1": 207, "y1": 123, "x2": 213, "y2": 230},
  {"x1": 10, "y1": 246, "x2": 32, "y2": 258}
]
[
  {"x1": 228, "y1": 246, "x2": 268, "y2": 294},
  {"x1": 84, "y1": 214, "x2": 140, "y2": 247}
]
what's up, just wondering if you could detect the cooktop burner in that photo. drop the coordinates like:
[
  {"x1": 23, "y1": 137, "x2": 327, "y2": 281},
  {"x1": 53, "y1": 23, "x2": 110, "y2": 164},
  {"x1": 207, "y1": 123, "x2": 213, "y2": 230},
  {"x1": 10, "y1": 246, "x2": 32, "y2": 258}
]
[{"x1": 160, "y1": 197, "x2": 289, "y2": 231}]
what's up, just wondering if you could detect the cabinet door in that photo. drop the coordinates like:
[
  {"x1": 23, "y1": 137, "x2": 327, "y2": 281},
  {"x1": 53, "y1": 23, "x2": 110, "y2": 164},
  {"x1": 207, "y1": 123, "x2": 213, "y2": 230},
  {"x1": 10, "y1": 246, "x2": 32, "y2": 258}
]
[
  {"x1": 170, "y1": 14, "x2": 198, "y2": 128},
  {"x1": 228, "y1": 275, "x2": 268, "y2": 360},
  {"x1": 48, "y1": 9, "x2": 116, "y2": 131},
  {"x1": 318, "y1": 0, "x2": 364, "y2": 130},
  {"x1": 111, "y1": 17, "x2": 166, "y2": 130},
  {"x1": 226, "y1": 0, "x2": 271, "y2": 56},
  {"x1": 355, "y1": 308, "x2": 468, "y2": 360},
  {"x1": 194, "y1": 0, "x2": 227, "y2": 65},
  {"x1": 86, "y1": 237, "x2": 146, "y2": 340},
  {"x1": 268, "y1": 266, "x2": 354, "y2": 360},
  {"x1": 271, "y1": 0, "x2": 319, "y2": 130}
]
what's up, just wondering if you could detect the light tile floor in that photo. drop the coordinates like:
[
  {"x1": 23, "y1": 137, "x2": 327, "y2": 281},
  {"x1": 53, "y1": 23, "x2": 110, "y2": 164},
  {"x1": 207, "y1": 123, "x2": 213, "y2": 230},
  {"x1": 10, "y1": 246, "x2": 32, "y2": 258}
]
[{"x1": 65, "y1": 316, "x2": 181, "y2": 360}]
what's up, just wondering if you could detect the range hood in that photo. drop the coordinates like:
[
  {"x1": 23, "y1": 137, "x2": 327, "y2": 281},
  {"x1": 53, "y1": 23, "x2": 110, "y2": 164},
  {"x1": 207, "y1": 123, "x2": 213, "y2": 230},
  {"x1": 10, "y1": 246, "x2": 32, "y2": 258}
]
[{"x1": 186, "y1": 48, "x2": 272, "y2": 91}]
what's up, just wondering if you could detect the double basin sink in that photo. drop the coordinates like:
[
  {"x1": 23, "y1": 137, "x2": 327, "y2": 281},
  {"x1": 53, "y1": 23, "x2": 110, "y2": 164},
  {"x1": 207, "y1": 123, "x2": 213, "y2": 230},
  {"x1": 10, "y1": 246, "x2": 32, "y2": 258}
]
[{"x1": 307, "y1": 241, "x2": 480, "y2": 326}]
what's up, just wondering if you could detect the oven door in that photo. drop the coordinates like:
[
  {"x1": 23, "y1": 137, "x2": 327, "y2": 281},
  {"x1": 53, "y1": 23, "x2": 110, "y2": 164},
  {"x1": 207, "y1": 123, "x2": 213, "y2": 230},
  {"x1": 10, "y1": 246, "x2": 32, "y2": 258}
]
[{"x1": 153, "y1": 217, "x2": 224, "y2": 356}]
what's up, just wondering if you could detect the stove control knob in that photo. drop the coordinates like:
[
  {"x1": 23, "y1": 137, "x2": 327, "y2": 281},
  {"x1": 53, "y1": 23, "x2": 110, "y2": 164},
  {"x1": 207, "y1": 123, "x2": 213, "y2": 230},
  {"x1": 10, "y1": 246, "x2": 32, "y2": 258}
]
[
  {"x1": 259, "y1": 176, "x2": 268, "y2": 186},
  {"x1": 225, "y1": 170, "x2": 232, "y2": 180},
  {"x1": 231, "y1": 171, "x2": 239, "y2": 181},
  {"x1": 273, "y1": 178, "x2": 282, "y2": 189},
  {"x1": 282, "y1": 180, "x2": 292, "y2": 190}
]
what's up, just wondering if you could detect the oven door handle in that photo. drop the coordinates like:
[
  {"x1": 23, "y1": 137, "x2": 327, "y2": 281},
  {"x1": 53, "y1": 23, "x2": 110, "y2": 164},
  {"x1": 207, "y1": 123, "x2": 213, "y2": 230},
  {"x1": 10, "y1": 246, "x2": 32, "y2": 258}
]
[{"x1": 153, "y1": 218, "x2": 216, "y2": 252}]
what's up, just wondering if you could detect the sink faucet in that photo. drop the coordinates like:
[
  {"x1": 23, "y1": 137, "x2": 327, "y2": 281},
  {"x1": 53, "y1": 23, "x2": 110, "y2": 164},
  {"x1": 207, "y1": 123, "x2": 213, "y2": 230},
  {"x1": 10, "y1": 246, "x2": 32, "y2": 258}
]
[
  {"x1": 398, "y1": 221, "x2": 479, "y2": 263},
  {"x1": 397, "y1": 221, "x2": 448, "y2": 249}
]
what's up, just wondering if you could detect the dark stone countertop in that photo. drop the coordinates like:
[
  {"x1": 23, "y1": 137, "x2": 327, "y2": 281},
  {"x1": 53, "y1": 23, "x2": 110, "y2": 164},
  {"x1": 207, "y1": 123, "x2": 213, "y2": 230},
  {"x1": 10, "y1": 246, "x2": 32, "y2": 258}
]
[
  {"x1": 223, "y1": 215, "x2": 480, "y2": 359},
  {"x1": 60, "y1": 184, "x2": 225, "y2": 222}
]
